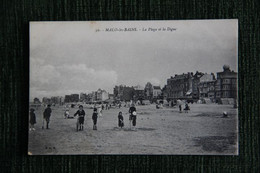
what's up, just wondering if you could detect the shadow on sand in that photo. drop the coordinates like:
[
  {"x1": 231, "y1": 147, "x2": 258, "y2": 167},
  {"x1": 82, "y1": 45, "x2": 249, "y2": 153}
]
[{"x1": 193, "y1": 133, "x2": 237, "y2": 153}]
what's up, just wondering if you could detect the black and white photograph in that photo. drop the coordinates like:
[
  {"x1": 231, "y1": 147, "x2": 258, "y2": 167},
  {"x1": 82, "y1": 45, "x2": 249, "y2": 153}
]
[{"x1": 29, "y1": 20, "x2": 238, "y2": 155}]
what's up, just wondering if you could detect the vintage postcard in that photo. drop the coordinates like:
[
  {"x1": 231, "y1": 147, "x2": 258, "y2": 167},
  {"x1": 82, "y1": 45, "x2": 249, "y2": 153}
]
[{"x1": 29, "y1": 20, "x2": 238, "y2": 155}]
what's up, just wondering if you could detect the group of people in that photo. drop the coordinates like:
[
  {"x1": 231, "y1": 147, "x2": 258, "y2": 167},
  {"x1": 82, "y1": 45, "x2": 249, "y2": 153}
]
[
  {"x1": 73, "y1": 103, "x2": 138, "y2": 131},
  {"x1": 29, "y1": 104, "x2": 52, "y2": 131},
  {"x1": 29, "y1": 101, "x2": 191, "y2": 132},
  {"x1": 29, "y1": 103, "x2": 138, "y2": 131}
]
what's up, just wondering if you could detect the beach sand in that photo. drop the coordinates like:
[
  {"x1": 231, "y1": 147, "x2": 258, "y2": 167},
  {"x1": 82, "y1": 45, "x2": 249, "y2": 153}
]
[{"x1": 28, "y1": 104, "x2": 238, "y2": 155}]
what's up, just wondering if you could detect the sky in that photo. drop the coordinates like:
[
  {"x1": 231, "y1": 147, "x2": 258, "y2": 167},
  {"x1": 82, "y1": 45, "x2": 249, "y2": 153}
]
[{"x1": 30, "y1": 20, "x2": 238, "y2": 101}]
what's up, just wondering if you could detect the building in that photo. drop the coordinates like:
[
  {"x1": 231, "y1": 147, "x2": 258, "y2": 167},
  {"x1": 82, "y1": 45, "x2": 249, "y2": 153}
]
[
  {"x1": 96, "y1": 89, "x2": 109, "y2": 101},
  {"x1": 198, "y1": 73, "x2": 216, "y2": 100},
  {"x1": 51, "y1": 96, "x2": 60, "y2": 105},
  {"x1": 64, "y1": 95, "x2": 71, "y2": 103},
  {"x1": 133, "y1": 85, "x2": 145, "y2": 101},
  {"x1": 84, "y1": 93, "x2": 93, "y2": 102},
  {"x1": 215, "y1": 65, "x2": 237, "y2": 99},
  {"x1": 152, "y1": 86, "x2": 162, "y2": 99},
  {"x1": 108, "y1": 94, "x2": 114, "y2": 100},
  {"x1": 42, "y1": 96, "x2": 63, "y2": 105},
  {"x1": 192, "y1": 71, "x2": 204, "y2": 99},
  {"x1": 144, "y1": 82, "x2": 153, "y2": 100},
  {"x1": 166, "y1": 72, "x2": 193, "y2": 100},
  {"x1": 42, "y1": 97, "x2": 51, "y2": 105},
  {"x1": 71, "y1": 94, "x2": 79, "y2": 102},
  {"x1": 80, "y1": 92, "x2": 87, "y2": 101},
  {"x1": 161, "y1": 85, "x2": 168, "y2": 100},
  {"x1": 114, "y1": 85, "x2": 134, "y2": 101},
  {"x1": 64, "y1": 94, "x2": 79, "y2": 103}
]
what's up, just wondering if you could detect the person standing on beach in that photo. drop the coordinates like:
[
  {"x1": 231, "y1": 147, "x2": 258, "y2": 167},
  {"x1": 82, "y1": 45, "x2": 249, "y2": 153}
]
[
  {"x1": 129, "y1": 104, "x2": 137, "y2": 130},
  {"x1": 98, "y1": 106, "x2": 102, "y2": 117},
  {"x1": 43, "y1": 105, "x2": 52, "y2": 129},
  {"x1": 179, "y1": 104, "x2": 182, "y2": 113},
  {"x1": 184, "y1": 103, "x2": 190, "y2": 113},
  {"x1": 92, "y1": 108, "x2": 98, "y2": 130},
  {"x1": 74, "y1": 105, "x2": 85, "y2": 131},
  {"x1": 29, "y1": 108, "x2": 36, "y2": 131},
  {"x1": 118, "y1": 111, "x2": 124, "y2": 128}
]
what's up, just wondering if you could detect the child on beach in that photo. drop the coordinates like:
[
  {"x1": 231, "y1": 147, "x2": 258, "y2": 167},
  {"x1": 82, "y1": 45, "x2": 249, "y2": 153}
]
[
  {"x1": 179, "y1": 105, "x2": 182, "y2": 113},
  {"x1": 98, "y1": 107, "x2": 102, "y2": 117},
  {"x1": 29, "y1": 108, "x2": 36, "y2": 131},
  {"x1": 184, "y1": 103, "x2": 190, "y2": 113},
  {"x1": 92, "y1": 108, "x2": 98, "y2": 130},
  {"x1": 118, "y1": 111, "x2": 124, "y2": 128},
  {"x1": 74, "y1": 105, "x2": 85, "y2": 131},
  {"x1": 64, "y1": 109, "x2": 69, "y2": 119}
]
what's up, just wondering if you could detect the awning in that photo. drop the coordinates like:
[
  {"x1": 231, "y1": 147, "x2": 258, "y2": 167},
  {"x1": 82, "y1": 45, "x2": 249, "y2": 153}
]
[{"x1": 186, "y1": 90, "x2": 192, "y2": 96}]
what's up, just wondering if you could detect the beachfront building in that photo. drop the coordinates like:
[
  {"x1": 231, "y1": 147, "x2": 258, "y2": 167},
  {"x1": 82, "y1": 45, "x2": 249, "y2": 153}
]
[
  {"x1": 161, "y1": 85, "x2": 168, "y2": 100},
  {"x1": 144, "y1": 82, "x2": 153, "y2": 100},
  {"x1": 192, "y1": 71, "x2": 204, "y2": 99},
  {"x1": 133, "y1": 85, "x2": 145, "y2": 101},
  {"x1": 114, "y1": 85, "x2": 134, "y2": 101},
  {"x1": 198, "y1": 73, "x2": 216, "y2": 100},
  {"x1": 96, "y1": 89, "x2": 109, "y2": 101},
  {"x1": 64, "y1": 94, "x2": 79, "y2": 103},
  {"x1": 108, "y1": 94, "x2": 114, "y2": 100},
  {"x1": 85, "y1": 92, "x2": 95, "y2": 102},
  {"x1": 215, "y1": 65, "x2": 238, "y2": 99},
  {"x1": 80, "y1": 92, "x2": 87, "y2": 101},
  {"x1": 166, "y1": 72, "x2": 193, "y2": 100},
  {"x1": 152, "y1": 86, "x2": 162, "y2": 99},
  {"x1": 42, "y1": 97, "x2": 51, "y2": 104}
]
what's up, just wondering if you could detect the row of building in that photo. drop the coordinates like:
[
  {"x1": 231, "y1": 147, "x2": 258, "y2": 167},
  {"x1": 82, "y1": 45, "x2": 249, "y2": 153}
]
[
  {"x1": 37, "y1": 65, "x2": 237, "y2": 105},
  {"x1": 80, "y1": 89, "x2": 114, "y2": 102},
  {"x1": 163, "y1": 65, "x2": 237, "y2": 102},
  {"x1": 41, "y1": 96, "x2": 65, "y2": 105},
  {"x1": 113, "y1": 84, "x2": 162, "y2": 102},
  {"x1": 40, "y1": 89, "x2": 112, "y2": 105},
  {"x1": 112, "y1": 65, "x2": 237, "y2": 103}
]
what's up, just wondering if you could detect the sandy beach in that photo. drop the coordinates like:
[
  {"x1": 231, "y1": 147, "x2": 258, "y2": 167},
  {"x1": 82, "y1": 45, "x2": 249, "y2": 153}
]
[{"x1": 28, "y1": 103, "x2": 238, "y2": 155}]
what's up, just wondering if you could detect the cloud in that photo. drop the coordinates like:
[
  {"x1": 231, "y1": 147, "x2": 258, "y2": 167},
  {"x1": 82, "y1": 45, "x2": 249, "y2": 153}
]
[{"x1": 30, "y1": 60, "x2": 118, "y2": 100}]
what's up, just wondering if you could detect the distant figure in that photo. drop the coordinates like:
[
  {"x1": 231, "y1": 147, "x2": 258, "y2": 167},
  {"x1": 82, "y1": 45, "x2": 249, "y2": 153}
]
[
  {"x1": 106, "y1": 103, "x2": 108, "y2": 110},
  {"x1": 64, "y1": 109, "x2": 69, "y2": 119},
  {"x1": 74, "y1": 105, "x2": 85, "y2": 131},
  {"x1": 43, "y1": 105, "x2": 52, "y2": 129},
  {"x1": 179, "y1": 105, "x2": 182, "y2": 113},
  {"x1": 98, "y1": 107, "x2": 102, "y2": 117},
  {"x1": 118, "y1": 111, "x2": 124, "y2": 128},
  {"x1": 129, "y1": 104, "x2": 137, "y2": 130},
  {"x1": 184, "y1": 103, "x2": 190, "y2": 113},
  {"x1": 29, "y1": 108, "x2": 36, "y2": 131},
  {"x1": 223, "y1": 111, "x2": 228, "y2": 118},
  {"x1": 119, "y1": 103, "x2": 121, "y2": 108},
  {"x1": 102, "y1": 104, "x2": 105, "y2": 110},
  {"x1": 92, "y1": 108, "x2": 98, "y2": 130}
]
